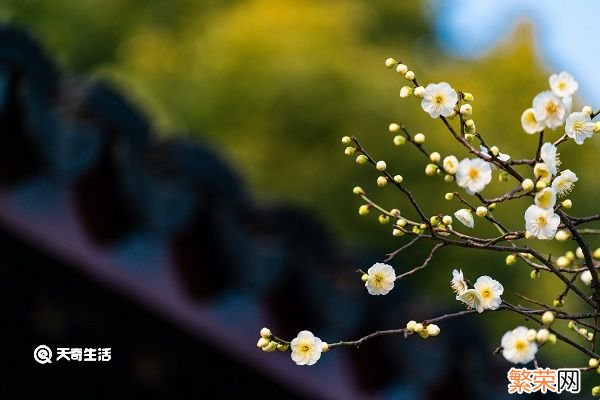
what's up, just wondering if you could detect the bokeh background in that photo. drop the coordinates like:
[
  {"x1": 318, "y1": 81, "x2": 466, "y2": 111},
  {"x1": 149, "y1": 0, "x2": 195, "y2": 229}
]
[{"x1": 1, "y1": 0, "x2": 599, "y2": 398}]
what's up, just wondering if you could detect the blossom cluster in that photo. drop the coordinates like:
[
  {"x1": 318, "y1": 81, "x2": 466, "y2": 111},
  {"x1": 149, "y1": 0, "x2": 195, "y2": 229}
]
[
  {"x1": 262, "y1": 57, "x2": 600, "y2": 397},
  {"x1": 451, "y1": 270, "x2": 503, "y2": 313}
]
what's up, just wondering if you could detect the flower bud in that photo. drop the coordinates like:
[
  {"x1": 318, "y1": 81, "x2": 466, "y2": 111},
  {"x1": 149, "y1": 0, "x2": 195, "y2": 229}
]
[
  {"x1": 595, "y1": 122, "x2": 600, "y2": 133},
  {"x1": 536, "y1": 328, "x2": 550, "y2": 344},
  {"x1": 406, "y1": 320, "x2": 417, "y2": 332},
  {"x1": 530, "y1": 270, "x2": 540, "y2": 280},
  {"x1": 393, "y1": 175, "x2": 403, "y2": 183},
  {"x1": 358, "y1": 205, "x2": 370, "y2": 216},
  {"x1": 425, "y1": 164, "x2": 438, "y2": 176},
  {"x1": 553, "y1": 299, "x2": 564, "y2": 307},
  {"x1": 579, "y1": 328, "x2": 588, "y2": 336},
  {"x1": 376, "y1": 160, "x2": 387, "y2": 171},
  {"x1": 526, "y1": 329, "x2": 537, "y2": 341},
  {"x1": 593, "y1": 386, "x2": 600, "y2": 396},
  {"x1": 356, "y1": 154, "x2": 368, "y2": 164},
  {"x1": 576, "y1": 247, "x2": 584, "y2": 259},
  {"x1": 464, "y1": 133, "x2": 475, "y2": 142},
  {"x1": 583, "y1": 105, "x2": 593, "y2": 115},
  {"x1": 393, "y1": 135, "x2": 406, "y2": 146},
  {"x1": 555, "y1": 230, "x2": 570, "y2": 241},
  {"x1": 400, "y1": 86, "x2": 413, "y2": 98},
  {"x1": 413, "y1": 133, "x2": 425, "y2": 144},
  {"x1": 426, "y1": 324, "x2": 440, "y2": 337},
  {"x1": 341, "y1": 136, "x2": 352, "y2": 144},
  {"x1": 377, "y1": 176, "x2": 388, "y2": 187},
  {"x1": 561, "y1": 199, "x2": 572, "y2": 209},
  {"x1": 498, "y1": 171, "x2": 509, "y2": 182},
  {"x1": 379, "y1": 214, "x2": 390, "y2": 224},
  {"x1": 385, "y1": 57, "x2": 397, "y2": 68},
  {"x1": 542, "y1": 311, "x2": 555, "y2": 325},
  {"x1": 353, "y1": 186, "x2": 365, "y2": 196},
  {"x1": 568, "y1": 321, "x2": 575, "y2": 329},
  {"x1": 404, "y1": 70, "x2": 415, "y2": 80},
  {"x1": 277, "y1": 343, "x2": 289, "y2": 351},
  {"x1": 590, "y1": 358, "x2": 600, "y2": 368},
  {"x1": 521, "y1": 179, "x2": 534, "y2": 192},
  {"x1": 413, "y1": 323, "x2": 424, "y2": 333},
  {"x1": 505, "y1": 254, "x2": 517, "y2": 266},
  {"x1": 429, "y1": 152, "x2": 441, "y2": 163},
  {"x1": 444, "y1": 174, "x2": 454, "y2": 183},
  {"x1": 418, "y1": 330, "x2": 429, "y2": 339},
  {"x1": 475, "y1": 206, "x2": 488, "y2": 217},
  {"x1": 321, "y1": 342, "x2": 329, "y2": 352},
  {"x1": 361, "y1": 273, "x2": 369, "y2": 282},
  {"x1": 594, "y1": 248, "x2": 600, "y2": 259},
  {"x1": 257, "y1": 338, "x2": 270, "y2": 348},
  {"x1": 389, "y1": 123, "x2": 401, "y2": 133},
  {"x1": 396, "y1": 63, "x2": 408, "y2": 74},
  {"x1": 556, "y1": 256, "x2": 570, "y2": 268},
  {"x1": 260, "y1": 328, "x2": 272, "y2": 338},
  {"x1": 548, "y1": 334, "x2": 556, "y2": 344},
  {"x1": 262, "y1": 341, "x2": 278, "y2": 352},
  {"x1": 581, "y1": 270, "x2": 593, "y2": 286},
  {"x1": 345, "y1": 146, "x2": 356, "y2": 155},
  {"x1": 413, "y1": 86, "x2": 425, "y2": 98},
  {"x1": 535, "y1": 180, "x2": 546, "y2": 190},
  {"x1": 445, "y1": 192, "x2": 454, "y2": 200},
  {"x1": 524, "y1": 231, "x2": 533, "y2": 239},
  {"x1": 442, "y1": 215, "x2": 453, "y2": 225},
  {"x1": 462, "y1": 92, "x2": 474, "y2": 102},
  {"x1": 459, "y1": 104, "x2": 472, "y2": 117},
  {"x1": 396, "y1": 217, "x2": 406, "y2": 226},
  {"x1": 488, "y1": 203, "x2": 496, "y2": 210},
  {"x1": 392, "y1": 228, "x2": 404, "y2": 236}
]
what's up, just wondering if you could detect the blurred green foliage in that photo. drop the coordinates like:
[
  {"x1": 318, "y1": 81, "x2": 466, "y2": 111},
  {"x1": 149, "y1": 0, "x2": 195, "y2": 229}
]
[{"x1": 3, "y1": 0, "x2": 599, "y2": 369}]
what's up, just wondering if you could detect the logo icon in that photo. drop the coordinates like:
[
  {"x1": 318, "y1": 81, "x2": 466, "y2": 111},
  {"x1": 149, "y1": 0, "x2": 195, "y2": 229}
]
[{"x1": 34, "y1": 345, "x2": 53, "y2": 364}]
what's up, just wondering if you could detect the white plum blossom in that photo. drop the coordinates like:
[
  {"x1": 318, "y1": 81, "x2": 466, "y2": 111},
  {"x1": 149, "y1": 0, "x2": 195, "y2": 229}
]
[
  {"x1": 365, "y1": 263, "x2": 396, "y2": 295},
  {"x1": 524, "y1": 205, "x2": 560, "y2": 240},
  {"x1": 501, "y1": 326, "x2": 538, "y2": 364},
  {"x1": 454, "y1": 209, "x2": 474, "y2": 228},
  {"x1": 532, "y1": 91, "x2": 566, "y2": 129},
  {"x1": 534, "y1": 187, "x2": 557, "y2": 210},
  {"x1": 549, "y1": 71, "x2": 578, "y2": 98},
  {"x1": 521, "y1": 108, "x2": 544, "y2": 134},
  {"x1": 473, "y1": 276, "x2": 504, "y2": 311},
  {"x1": 421, "y1": 82, "x2": 458, "y2": 118},
  {"x1": 565, "y1": 112, "x2": 594, "y2": 145},
  {"x1": 552, "y1": 169, "x2": 578, "y2": 197},
  {"x1": 443, "y1": 155, "x2": 459, "y2": 175},
  {"x1": 457, "y1": 289, "x2": 484, "y2": 313},
  {"x1": 450, "y1": 269, "x2": 468, "y2": 295},
  {"x1": 539, "y1": 142, "x2": 560, "y2": 176},
  {"x1": 290, "y1": 330, "x2": 323, "y2": 366},
  {"x1": 455, "y1": 158, "x2": 492, "y2": 194}
]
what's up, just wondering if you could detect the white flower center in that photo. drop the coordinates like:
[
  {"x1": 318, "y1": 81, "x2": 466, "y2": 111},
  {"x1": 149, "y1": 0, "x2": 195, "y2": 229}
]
[
  {"x1": 515, "y1": 340, "x2": 527, "y2": 352},
  {"x1": 558, "y1": 81, "x2": 567, "y2": 90},
  {"x1": 480, "y1": 288, "x2": 492, "y2": 299},
  {"x1": 434, "y1": 94, "x2": 445, "y2": 105}
]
